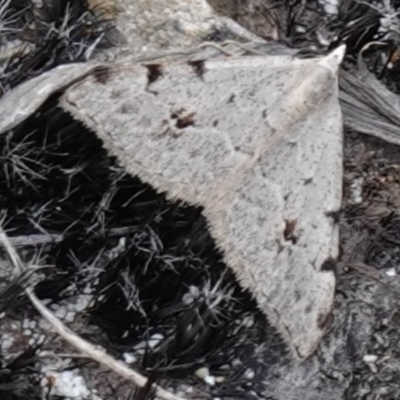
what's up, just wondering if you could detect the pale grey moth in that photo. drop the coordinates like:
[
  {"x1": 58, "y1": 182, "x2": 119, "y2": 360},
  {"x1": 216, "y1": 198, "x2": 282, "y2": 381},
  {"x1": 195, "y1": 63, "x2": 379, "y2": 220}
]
[{"x1": 0, "y1": 46, "x2": 344, "y2": 359}]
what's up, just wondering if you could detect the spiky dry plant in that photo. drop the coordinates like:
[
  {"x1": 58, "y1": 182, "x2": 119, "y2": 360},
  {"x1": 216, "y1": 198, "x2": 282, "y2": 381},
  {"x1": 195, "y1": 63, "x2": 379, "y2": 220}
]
[
  {"x1": 283, "y1": 0, "x2": 400, "y2": 55},
  {"x1": 0, "y1": 0, "x2": 111, "y2": 97}
]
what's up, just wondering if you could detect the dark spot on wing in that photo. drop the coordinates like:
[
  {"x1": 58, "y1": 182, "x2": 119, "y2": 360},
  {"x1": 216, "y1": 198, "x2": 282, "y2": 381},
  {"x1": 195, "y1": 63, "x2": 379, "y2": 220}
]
[
  {"x1": 110, "y1": 89, "x2": 122, "y2": 99},
  {"x1": 175, "y1": 112, "x2": 196, "y2": 129},
  {"x1": 119, "y1": 103, "x2": 135, "y2": 114},
  {"x1": 146, "y1": 64, "x2": 163, "y2": 85},
  {"x1": 321, "y1": 257, "x2": 337, "y2": 273},
  {"x1": 305, "y1": 303, "x2": 313, "y2": 314},
  {"x1": 304, "y1": 177, "x2": 313, "y2": 185},
  {"x1": 325, "y1": 209, "x2": 341, "y2": 224},
  {"x1": 213, "y1": 119, "x2": 219, "y2": 127},
  {"x1": 188, "y1": 60, "x2": 205, "y2": 78},
  {"x1": 228, "y1": 94, "x2": 235, "y2": 103},
  {"x1": 317, "y1": 311, "x2": 333, "y2": 330},
  {"x1": 170, "y1": 108, "x2": 196, "y2": 129},
  {"x1": 284, "y1": 219, "x2": 297, "y2": 244},
  {"x1": 92, "y1": 66, "x2": 112, "y2": 85},
  {"x1": 170, "y1": 109, "x2": 185, "y2": 119}
]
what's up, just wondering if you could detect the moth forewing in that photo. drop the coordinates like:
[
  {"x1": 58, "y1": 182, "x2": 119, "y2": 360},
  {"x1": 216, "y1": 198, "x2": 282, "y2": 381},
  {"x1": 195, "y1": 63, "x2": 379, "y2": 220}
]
[
  {"x1": 220, "y1": 89, "x2": 342, "y2": 359},
  {"x1": 59, "y1": 50, "x2": 343, "y2": 359}
]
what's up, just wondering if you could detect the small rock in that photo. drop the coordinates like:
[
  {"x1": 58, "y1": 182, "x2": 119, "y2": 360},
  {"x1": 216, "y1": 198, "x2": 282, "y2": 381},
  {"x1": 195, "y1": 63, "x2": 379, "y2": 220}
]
[
  {"x1": 123, "y1": 353, "x2": 137, "y2": 364},
  {"x1": 65, "y1": 312, "x2": 76, "y2": 322},
  {"x1": 363, "y1": 354, "x2": 378, "y2": 363},
  {"x1": 55, "y1": 307, "x2": 67, "y2": 320},
  {"x1": 195, "y1": 367, "x2": 209, "y2": 379},
  {"x1": 204, "y1": 375, "x2": 216, "y2": 386},
  {"x1": 385, "y1": 268, "x2": 396, "y2": 277},
  {"x1": 148, "y1": 333, "x2": 164, "y2": 349},
  {"x1": 244, "y1": 368, "x2": 255, "y2": 379}
]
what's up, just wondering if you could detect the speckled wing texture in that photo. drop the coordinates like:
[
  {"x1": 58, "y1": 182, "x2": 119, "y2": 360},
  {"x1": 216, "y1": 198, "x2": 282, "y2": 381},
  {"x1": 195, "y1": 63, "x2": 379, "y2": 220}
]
[{"x1": 60, "y1": 48, "x2": 344, "y2": 359}]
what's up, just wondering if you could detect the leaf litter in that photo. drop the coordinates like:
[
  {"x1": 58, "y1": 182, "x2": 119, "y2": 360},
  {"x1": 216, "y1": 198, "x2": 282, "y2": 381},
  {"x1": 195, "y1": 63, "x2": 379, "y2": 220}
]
[{"x1": 2, "y1": 0, "x2": 400, "y2": 400}]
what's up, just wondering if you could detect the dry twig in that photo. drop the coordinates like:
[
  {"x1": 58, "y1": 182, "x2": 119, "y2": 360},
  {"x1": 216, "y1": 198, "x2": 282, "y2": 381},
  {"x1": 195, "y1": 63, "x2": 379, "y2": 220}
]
[{"x1": 0, "y1": 226, "x2": 187, "y2": 400}]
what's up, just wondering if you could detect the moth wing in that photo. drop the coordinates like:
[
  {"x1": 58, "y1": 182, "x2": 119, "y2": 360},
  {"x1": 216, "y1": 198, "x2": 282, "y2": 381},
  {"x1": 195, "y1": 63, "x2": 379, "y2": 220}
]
[
  {"x1": 61, "y1": 56, "x2": 322, "y2": 205},
  {"x1": 61, "y1": 52, "x2": 343, "y2": 359},
  {"x1": 216, "y1": 78, "x2": 342, "y2": 358}
]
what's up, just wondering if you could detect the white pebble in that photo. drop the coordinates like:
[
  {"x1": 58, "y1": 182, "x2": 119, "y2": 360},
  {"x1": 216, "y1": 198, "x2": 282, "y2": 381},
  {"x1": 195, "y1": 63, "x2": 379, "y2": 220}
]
[
  {"x1": 386, "y1": 268, "x2": 396, "y2": 277},
  {"x1": 195, "y1": 367, "x2": 209, "y2": 379},
  {"x1": 232, "y1": 359, "x2": 242, "y2": 367},
  {"x1": 83, "y1": 286, "x2": 92, "y2": 294},
  {"x1": 45, "y1": 369, "x2": 94, "y2": 399},
  {"x1": 318, "y1": 0, "x2": 339, "y2": 14},
  {"x1": 1, "y1": 335, "x2": 14, "y2": 352},
  {"x1": 65, "y1": 312, "x2": 76, "y2": 322},
  {"x1": 204, "y1": 375, "x2": 215, "y2": 386},
  {"x1": 349, "y1": 177, "x2": 364, "y2": 205},
  {"x1": 363, "y1": 354, "x2": 378, "y2": 363},
  {"x1": 55, "y1": 307, "x2": 67, "y2": 320},
  {"x1": 123, "y1": 353, "x2": 137, "y2": 364},
  {"x1": 75, "y1": 296, "x2": 91, "y2": 312},
  {"x1": 39, "y1": 319, "x2": 51, "y2": 330},
  {"x1": 182, "y1": 286, "x2": 199, "y2": 304},
  {"x1": 148, "y1": 333, "x2": 164, "y2": 349},
  {"x1": 244, "y1": 368, "x2": 255, "y2": 379}
]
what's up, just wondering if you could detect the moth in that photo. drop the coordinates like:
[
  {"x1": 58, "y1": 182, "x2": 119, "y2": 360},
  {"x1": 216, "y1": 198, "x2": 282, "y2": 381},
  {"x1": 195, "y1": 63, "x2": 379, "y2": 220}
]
[{"x1": 0, "y1": 46, "x2": 344, "y2": 359}]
